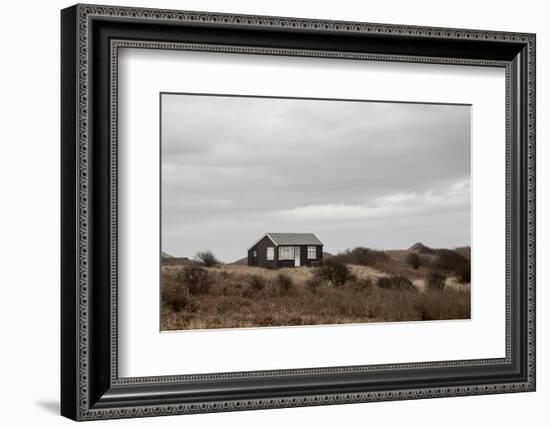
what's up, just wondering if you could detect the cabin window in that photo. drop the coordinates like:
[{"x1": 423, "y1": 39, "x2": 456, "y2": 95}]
[
  {"x1": 307, "y1": 246, "x2": 317, "y2": 259},
  {"x1": 266, "y1": 247, "x2": 274, "y2": 260},
  {"x1": 278, "y1": 246, "x2": 294, "y2": 260},
  {"x1": 253, "y1": 250, "x2": 257, "y2": 257}
]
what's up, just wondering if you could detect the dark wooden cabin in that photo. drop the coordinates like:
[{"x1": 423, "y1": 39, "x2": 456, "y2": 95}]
[{"x1": 247, "y1": 233, "x2": 323, "y2": 268}]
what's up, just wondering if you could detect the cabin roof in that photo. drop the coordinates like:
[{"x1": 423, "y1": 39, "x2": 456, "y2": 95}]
[{"x1": 249, "y1": 233, "x2": 323, "y2": 250}]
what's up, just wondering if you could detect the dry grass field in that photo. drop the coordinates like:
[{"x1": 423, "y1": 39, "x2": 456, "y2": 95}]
[{"x1": 161, "y1": 246, "x2": 471, "y2": 331}]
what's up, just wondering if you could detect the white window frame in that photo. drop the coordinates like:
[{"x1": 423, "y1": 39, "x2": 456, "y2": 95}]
[
  {"x1": 278, "y1": 246, "x2": 294, "y2": 260},
  {"x1": 266, "y1": 247, "x2": 274, "y2": 260},
  {"x1": 307, "y1": 246, "x2": 317, "y2": 259}
]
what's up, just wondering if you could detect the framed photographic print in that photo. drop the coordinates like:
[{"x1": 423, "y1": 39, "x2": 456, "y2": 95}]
[
  {"x1": 159, "y1": 93, "x2": 473, "y2": 331},
  {"x1": 61, "y1": 4, "x2": 536, "y2": 421}
]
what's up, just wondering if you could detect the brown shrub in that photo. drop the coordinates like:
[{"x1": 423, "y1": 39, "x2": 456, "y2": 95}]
[
  {"x1": 194, "y1": 250, "x2": 221, "y2": 267},
  {"x1": 248, "y1": 274, "x2": 266, "y2": 292},
  {"x1": 413, "y1": 290, "x2": 471, "y2": 320},
  {"x1": 306, "y1": 272, "x2": 324, "y2": 294},
  {"x1": 454, "y1": 246, "x2": 471, "y2": 260},
  {"x1": 286, "y1": 316, "x2": 304, "y2": 326},
  {"x1": 405, "y1": 252, "x2": 421, "y2": 269},
  {"x1": 433, "y1": 249, "x2": 467, "y2": 271},
  {"x1": 177, "y1": 265, "x2": 210, "y2": 295},
  {"x1": 331, "y1": 247, "x2": 388, "y2": 266},
  {"x1": 348, "y1": 276, "x2": 373, "y2": 291},
  {"x1": 257, "y1": 315, "x2": 277, "y2": 326},
  {"x1": 275, "y1": 273, "x2": 294, "y2": 294},
  {"x1": 376, "y1": 275, "x2": 415, "y2": 290},
  {"x1": 455, "y1": 262, "x2": 471, "y2": 283},
  {"x1": 318, "y1": 260, "x2": 355, "y2": 287},
  {"x1": 162, "y1": 281, "x2": 190, "y2": 312},
  {"x1": 426, "y1": 270, "x2": 446, "y2": 290},
  {"x1": 242, "y1": 286, "x2": 256, "y2": 298}
]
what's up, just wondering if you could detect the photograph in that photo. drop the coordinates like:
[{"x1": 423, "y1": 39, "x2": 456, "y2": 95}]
[
  {"x1": 59, "y1": 4, "x2": 536, "y2": 419},
  {"x1": 160, "y1": 93, "x2": 472, "y2": 331}
]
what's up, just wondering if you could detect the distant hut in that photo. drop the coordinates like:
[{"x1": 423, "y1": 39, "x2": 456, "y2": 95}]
[
  {"x1": 408, "y1": 242, "x2": 434, "y2": 254},
  {"x1": 247, "y1": 233, "x2": 323, "y2": 268}
]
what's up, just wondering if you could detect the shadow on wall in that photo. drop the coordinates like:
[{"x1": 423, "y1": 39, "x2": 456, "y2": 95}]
[{"x1": 35, "y1": 400, "x2": 59, "y2": 416}]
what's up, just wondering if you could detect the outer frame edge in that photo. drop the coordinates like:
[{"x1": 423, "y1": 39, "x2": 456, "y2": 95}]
[{"x1": 60, "y1": 4, "x2": 80, "y2": 422}]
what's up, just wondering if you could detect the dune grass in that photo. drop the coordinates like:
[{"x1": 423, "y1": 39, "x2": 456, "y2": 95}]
[{"x1": 161, "y1": 262, "x2": 470, "y2": 331}]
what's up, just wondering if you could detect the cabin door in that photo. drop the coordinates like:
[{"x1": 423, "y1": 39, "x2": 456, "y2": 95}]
[{"x1": 294, "y1": 246, "x2": 301, "y2": 267}]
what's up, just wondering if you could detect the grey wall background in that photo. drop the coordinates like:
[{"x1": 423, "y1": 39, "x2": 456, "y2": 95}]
[{"x1": 162, "y1": 94, "x2": 471, "y2": 262}]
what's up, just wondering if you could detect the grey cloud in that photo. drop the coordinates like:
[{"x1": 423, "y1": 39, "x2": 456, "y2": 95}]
[{"x1": 161, "y1": 94, "x2": 470, "y2": 262}]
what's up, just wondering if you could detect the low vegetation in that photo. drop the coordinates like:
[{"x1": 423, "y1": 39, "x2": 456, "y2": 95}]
[
  {"x1": 275, "y1": 273, "x2": 294, "y2": 294},
  {"x1": 376, "y1": 274, "x2": 415, "y2": 291},
  {"x1": 161, "y1": 243, "x2": 471, "y2": 330},
  {"x1": 455, "y1": 262, "x2": 471, "y2": 283},
  {"x1": 330, "y1": 247, "x2": 388, "y2": 266},
  {"x1": 425, "y1": 270, "x2": 446, "y2": 290},
  {"x1": 248, "y1": 274, "x2": 266, "y2": 292},
  {"x1": 194, "y1": 250, "x2": 221, "y2": 267},
  {"x1": 317, "y1": 260, "x2": 354, "y2": 287},
  {"x1": 405, "y1": 252, "x2": 421, "y2": 269},
  {"x1": 176, "y1": 265, "x2": 210, "y2": 295},
  {"x1": 432, "y1": 249, "x2": 466, "y2": 271}
]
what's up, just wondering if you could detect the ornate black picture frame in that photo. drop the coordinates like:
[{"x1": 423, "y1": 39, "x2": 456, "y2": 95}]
[{"x1": 61, "y1": 4, "x2": 536, "y2": 421}]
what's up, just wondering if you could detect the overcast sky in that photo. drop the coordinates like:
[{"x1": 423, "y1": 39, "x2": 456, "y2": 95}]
[{"x1": 161, "y1": 94, "x2": 471, "y2": 262}]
